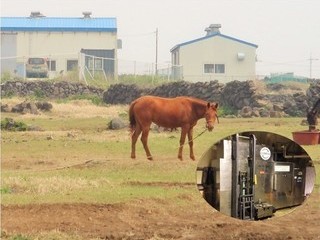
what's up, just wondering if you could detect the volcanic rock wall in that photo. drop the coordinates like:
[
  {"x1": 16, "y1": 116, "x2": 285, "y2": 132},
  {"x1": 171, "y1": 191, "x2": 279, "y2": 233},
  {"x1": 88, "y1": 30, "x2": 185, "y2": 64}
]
[
  {"x1": 2, "y1": 79, "x2": 320, "y2": 117},
  {"x1": 1, "y1": 81, "x2": 103, "y2": 98},
  {"x1": 103, "y1": 80, "x2": 260, "y2": 109}
]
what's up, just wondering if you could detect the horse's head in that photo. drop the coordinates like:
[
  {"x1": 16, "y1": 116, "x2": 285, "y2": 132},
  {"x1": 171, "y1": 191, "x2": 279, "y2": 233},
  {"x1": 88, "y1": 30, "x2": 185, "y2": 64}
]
[{"x1": 205, "y1": 102, "x2": 219, "y2": 131}]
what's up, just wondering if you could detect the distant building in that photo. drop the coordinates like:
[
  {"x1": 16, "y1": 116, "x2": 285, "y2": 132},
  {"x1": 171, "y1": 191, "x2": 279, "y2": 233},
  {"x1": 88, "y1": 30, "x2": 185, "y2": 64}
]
[
  {"x1": 1, "y1": 12, "x2": 118, "y2": 79},
  {"x1": 171, "y1": 24, "x2": 258, "y2": 82}
]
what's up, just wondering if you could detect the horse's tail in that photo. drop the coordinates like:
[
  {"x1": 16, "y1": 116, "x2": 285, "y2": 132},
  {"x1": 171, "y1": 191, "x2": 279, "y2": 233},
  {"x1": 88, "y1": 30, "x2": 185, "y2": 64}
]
[{"x1": 129, "y1": 101, "x2": 137, "y2": 134}]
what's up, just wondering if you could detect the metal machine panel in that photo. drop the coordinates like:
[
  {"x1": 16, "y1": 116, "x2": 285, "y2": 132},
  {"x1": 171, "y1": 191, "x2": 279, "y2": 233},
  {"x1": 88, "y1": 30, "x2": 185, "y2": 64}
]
[
  {"x1": 305, "y1": 167, "x2": 316, "y2": 196},
  {"x1": 272, "y1": 162, "x2": 295, "y2": 209},
  {"x1": 236, "y1": 138, "x2": 251, "y2": 172},
  {"x1": 219, "y1": 140, "x2": 232, "y2": 216}
]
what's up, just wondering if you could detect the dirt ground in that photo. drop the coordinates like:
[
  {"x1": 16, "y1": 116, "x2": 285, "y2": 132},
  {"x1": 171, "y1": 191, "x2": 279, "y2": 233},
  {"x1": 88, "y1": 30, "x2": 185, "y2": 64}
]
[
  {"x1": 1, "y1": 101, "x2": 319, "y2": 239},
  {"x1": 2, "y1": 188, "x2": 320, "y2": 240}
]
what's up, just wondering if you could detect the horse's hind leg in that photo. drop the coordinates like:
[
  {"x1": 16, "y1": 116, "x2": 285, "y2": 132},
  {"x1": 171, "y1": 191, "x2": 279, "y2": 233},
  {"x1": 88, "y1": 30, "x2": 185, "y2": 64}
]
[
  {"x1": 141, "y1": 126, "x2": 153, "y2": 160},
  {"x1": 131, "y1": 124, "x2": 142, "y2": 159},
  {"x1": 178, "y1": 127, "x2": 188, "y2": 160},
  {"x1": 188, "y1": 128, "x2": 195, "y2": 161}
]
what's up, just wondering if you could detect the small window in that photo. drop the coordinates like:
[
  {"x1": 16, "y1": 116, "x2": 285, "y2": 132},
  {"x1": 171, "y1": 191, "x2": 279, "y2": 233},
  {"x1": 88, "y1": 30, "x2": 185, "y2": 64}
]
[
  {"x1": 215, "y1": 64, "x2": 225, "y2": 73},
  {"x1": 67, "y1": 60, "x2": 78, "y2": 71},
  {"x1": 29, "y1": 58, "x2": 45, "y2": 64},
  {"x1": 95, "y1": 59, "x2": 103, "y2": 70},
  {"x1": 47, "y1": 60, "x2": 56, "y2": 71},
  {"x1": 204, "y1": 64, "x2": 214, "y2": 73},
  {"x1": 88, "y1": 58, "x2": 103, "y2": 70}
]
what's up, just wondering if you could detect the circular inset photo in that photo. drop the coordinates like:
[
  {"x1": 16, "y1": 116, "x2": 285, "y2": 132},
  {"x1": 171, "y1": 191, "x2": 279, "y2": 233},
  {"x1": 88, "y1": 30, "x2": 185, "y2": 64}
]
[{"x1": 196, "y1": 131, "x2": 316, "y2": 220}]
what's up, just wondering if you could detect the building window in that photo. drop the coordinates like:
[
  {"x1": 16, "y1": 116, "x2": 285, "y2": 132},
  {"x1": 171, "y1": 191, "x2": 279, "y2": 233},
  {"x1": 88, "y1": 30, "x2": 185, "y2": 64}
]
[
  {"x1": 67, "y1": 60, "x2": 78, "y2": 71},
  {"x1": 47, "y1": 60, "x2": 56, "y2": 71},
  {"x1": 88, "y1": 58, "x2": 103, "y2": 70},
  {"x1": 215, "y1": 64, "x2": 225, "y2": 73},
  {"x1": 204, "y1": 64, "x2": 215, "y2": 73},
  {"x1": 94, "y1": 58, "x2": 103, "y2": 70},
  {"x1": 204, "y1": 64, "x2": 225, "y2": 74}
]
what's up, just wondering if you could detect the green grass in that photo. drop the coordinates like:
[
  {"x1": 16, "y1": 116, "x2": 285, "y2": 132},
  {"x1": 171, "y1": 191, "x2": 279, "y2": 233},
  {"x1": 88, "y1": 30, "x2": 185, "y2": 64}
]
[
  {"x1": 1, "y1": 103, "x2": 320, "y2": 206},
  {"x1": 1, "y1": 159, "x2": 196, "y2": 204}
]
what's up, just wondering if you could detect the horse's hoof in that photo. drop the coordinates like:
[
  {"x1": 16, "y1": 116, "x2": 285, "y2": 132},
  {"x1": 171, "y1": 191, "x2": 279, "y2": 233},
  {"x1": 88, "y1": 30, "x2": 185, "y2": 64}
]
[
  {"x1": 131, "y1": 155, "x2": 136, "y2": 159},
  {"x1": 190, "y1": 156, "x2": 195, "y2": 161},
  {"x1": 147, "y1": 155, "x2": 153, "y2": 161}
]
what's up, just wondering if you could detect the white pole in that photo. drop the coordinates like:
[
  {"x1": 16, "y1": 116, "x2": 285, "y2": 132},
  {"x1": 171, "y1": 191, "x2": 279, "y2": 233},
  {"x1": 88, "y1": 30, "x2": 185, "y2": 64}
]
[
  {"x1": 308, "y1": 53, "x2": 319, "y2": 79},
  {"x1": 155, "y1": 28, "x2": 158, "y2": 76}
]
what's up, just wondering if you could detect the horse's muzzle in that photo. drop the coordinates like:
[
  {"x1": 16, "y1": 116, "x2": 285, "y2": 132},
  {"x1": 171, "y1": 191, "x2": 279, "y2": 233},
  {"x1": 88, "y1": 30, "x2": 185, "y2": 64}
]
[{"x1": 206, "y1": 124, "x2": 214, "y2": 131}]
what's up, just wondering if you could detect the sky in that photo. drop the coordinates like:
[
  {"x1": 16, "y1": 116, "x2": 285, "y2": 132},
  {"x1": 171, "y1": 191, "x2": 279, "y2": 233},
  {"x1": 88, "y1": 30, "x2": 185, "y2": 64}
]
[{"x1": 1, "y1": 0, "x2": 320, "y2": 78}]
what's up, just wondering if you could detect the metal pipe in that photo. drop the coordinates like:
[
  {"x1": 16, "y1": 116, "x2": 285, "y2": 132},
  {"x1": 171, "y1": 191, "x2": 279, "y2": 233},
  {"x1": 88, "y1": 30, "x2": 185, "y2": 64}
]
[
  {"x1": 231, "y1": 134, "x2": 239, "y2": 218},
  {"x1": 281, "y1": 145, "x2": 310, "y2": 159}
]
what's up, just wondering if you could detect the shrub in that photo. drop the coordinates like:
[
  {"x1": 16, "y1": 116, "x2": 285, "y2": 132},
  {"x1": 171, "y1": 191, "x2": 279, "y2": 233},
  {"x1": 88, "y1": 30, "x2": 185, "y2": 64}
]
[
  {"x1": 1, "y1": 118, "x2": 28, "y2": 131},
  {"x1": 218, "y1": 105, "x2": 237, "y2": 117}
]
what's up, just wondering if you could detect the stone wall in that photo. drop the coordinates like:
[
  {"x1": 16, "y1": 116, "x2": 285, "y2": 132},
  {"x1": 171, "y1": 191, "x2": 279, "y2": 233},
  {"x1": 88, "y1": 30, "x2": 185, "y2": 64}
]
[
  {"x1": 1, "y1": 80, "x2": 104, "y2": 98},
  {"x1": 2, "y1": 79, "x2": 320, "y2": 117},
  {"x1": 103, "y1": 81, "x2": 224, "y2": 104},
  {"x1": 103, "y1": 80, "x2": 258, "y2": 108},
  {"x1": 102, "y1": 79, "x2": 320, "y2": 117},
  {"x1": 102, "y1": 84, "x2": 146, "y2": 105}
]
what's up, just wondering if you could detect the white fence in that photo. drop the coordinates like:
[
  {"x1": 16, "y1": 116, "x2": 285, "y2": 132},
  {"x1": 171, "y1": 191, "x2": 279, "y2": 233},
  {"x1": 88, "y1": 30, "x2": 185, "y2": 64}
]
[{"x1": 0, "y1": 52, "x2": 184, "y2": 83}]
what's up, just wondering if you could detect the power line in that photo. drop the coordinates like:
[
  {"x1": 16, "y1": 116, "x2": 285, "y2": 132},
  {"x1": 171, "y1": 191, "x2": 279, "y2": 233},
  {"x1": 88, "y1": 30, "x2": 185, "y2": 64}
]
[{"x1": 118, "y1": 31, "x2": 156, "y2": 38}]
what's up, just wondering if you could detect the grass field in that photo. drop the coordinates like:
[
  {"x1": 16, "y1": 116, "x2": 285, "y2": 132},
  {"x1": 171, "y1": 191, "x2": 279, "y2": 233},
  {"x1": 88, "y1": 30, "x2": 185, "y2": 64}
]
[
  {"x1": 1, "y1": 98, "x2": 320, "y2": 239},
  {"x1": 1, "y1": 99, "x2": 319, "y2": 204}
]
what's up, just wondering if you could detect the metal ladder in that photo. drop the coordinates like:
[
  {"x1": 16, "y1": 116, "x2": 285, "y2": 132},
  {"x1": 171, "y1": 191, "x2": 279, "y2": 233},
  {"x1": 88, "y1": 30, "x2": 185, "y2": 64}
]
[
  {"x1": 238, "y1": 171, "x2": 254, "y2": 220},
  {"x1": 231, "y1": 134, "x2": 256, "y2": 220}
]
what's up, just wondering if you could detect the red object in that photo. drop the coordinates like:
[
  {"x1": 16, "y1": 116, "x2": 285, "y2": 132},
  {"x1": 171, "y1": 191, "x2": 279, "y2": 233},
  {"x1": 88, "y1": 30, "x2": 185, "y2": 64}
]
[{"x1": 292, "y1": 130, "x2": 320, "y2": 145}]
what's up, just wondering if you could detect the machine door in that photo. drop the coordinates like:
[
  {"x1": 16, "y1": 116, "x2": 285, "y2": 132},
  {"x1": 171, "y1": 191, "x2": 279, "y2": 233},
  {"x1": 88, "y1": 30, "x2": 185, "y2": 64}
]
[{"x1": 273, "y1": 162, "x2": 294, "y2": 209}]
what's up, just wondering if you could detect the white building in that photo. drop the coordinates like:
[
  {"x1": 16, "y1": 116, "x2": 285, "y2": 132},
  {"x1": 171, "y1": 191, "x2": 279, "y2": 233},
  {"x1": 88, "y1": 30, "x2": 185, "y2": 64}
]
[
  {"x1": 1, "y1": 12, "x2": 118, "y2": 79},
  {"x1": 171, "y1": 24, "x2": 258, "y2": 82}
]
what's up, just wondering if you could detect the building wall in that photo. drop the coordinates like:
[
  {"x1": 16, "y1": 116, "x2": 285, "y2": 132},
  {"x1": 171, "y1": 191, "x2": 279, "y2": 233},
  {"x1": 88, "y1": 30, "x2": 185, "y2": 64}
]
[
  {"x1": 1, "y1": 33, "x2": 17, "y2": 73},
  {"x1": 14, "y1": 31, "x2": 117, "y2": 76},
  {"x1": 178, "y1": 35, "x2": 256, "y2": 82}
]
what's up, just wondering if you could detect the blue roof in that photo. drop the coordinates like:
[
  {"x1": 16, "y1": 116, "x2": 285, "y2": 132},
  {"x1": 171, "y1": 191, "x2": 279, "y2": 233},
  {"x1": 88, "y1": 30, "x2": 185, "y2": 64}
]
[
  {"x1": 0, "y1": 17, "x2": 117, "y2": 32},
  {"x1": 171, "y1": 32, "x2": 258, "y2": 52}
]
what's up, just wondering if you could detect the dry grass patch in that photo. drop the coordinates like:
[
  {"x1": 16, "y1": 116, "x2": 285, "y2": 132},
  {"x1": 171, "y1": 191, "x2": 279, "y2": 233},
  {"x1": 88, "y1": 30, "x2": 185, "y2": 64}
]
[
  {"x1": 2, "y1": 176, "x2": 113, "y2": 194},
  {"x1": 1, "y1": 97, "x2": 129, "y2": 119},
  {"x1": 51, "y1": 101, "x2": 127, "y2": 119},
  {"x1": 52, "y1": 100, "x2": 126, "y2": 118}
]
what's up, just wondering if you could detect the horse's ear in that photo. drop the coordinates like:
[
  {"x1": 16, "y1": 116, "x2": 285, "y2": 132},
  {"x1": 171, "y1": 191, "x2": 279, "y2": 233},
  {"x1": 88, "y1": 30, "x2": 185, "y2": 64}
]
[
  {"x1": 207, "y1": 102, "x2": 211, "y2": 108},
  {"x1": 215, "y1": 103, "x2": 219, "y2": 109}
]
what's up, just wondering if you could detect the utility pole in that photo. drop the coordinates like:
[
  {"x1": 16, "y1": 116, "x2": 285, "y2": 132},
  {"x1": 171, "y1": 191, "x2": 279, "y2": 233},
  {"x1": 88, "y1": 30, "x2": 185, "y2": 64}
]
[
  {"x1": 155, "y1": 28, "x2": 158, "y2": 76},
  {"x1": 308, "y1": 54, "x2": 319, "y2": 79}
]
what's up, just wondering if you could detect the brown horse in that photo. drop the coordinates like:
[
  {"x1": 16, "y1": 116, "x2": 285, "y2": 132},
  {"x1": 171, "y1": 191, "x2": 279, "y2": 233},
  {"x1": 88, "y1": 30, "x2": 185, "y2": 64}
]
[{"x1": 129, "y1": 95, "x2": 219, "y2": 160}]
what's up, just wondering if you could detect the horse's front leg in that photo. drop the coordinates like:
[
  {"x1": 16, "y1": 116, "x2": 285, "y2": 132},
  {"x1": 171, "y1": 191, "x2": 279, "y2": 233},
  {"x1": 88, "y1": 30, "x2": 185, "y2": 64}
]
[
  {"x1": 187, "y1": 127, "x2": 195, "y2": 160},
  {"x1": 178, "y1": 127, "x2": 189, "y2": 160}
]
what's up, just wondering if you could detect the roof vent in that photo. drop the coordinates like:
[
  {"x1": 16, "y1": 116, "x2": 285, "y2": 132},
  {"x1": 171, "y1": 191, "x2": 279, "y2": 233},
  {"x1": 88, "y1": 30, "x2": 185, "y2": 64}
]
[
  {"x1": 82, "y1": 11, "x2": 92, "y2": 18},
  {"x1": 205, "y1": 24, "x2": 221, "y2": 36},
  {"x1": 30, "y1": 11, "x2": 45, "y2": 18}
]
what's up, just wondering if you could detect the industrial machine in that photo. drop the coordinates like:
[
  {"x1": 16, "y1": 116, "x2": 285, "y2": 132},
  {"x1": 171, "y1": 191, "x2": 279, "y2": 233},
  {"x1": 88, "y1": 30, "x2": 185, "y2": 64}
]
[{"x1": 196, "y1": 131, "x2": 315, "y2": 220}]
